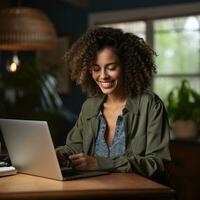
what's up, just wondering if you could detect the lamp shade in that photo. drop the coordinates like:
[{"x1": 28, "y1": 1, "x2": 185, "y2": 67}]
[{"x1": 0, "y1": 7, "x2": 57, "y2": 51}]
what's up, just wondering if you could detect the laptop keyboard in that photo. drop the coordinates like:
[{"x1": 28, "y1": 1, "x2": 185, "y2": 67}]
[
  {"x1": 61, "y1": 167, "x2": 83, "y2": 176},
  {"x1": 61, "y1": 167, "x2": 110, "y2": 180}
]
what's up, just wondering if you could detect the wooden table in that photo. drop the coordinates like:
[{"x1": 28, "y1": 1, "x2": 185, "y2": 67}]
[{"x1": 0, "y1": 173, "x2": 175, "y2": 200}]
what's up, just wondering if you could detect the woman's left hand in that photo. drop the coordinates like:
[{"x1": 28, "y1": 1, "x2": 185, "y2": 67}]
[{"x1": 69, "y1": 153, "x2": 98, "y2": 171}]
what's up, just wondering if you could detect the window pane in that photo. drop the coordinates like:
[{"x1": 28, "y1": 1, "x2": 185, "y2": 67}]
[
  {"x1": 154, "y1": 77, "x2": 200, "y2": 103},
  {"x1": 155, "y1": 16, "x2": 200, "y2": 31},
  {"x1": 99, "y1": 21, "x2": 146, "y2": 40},
  {"x1": 154, "y1": 16, "x2": 200, "y2": 74}
]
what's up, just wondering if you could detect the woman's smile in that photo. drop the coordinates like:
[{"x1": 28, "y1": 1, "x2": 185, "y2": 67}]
[{"x1": 99, "y1": 80, "x2": 115, "y2": 89}]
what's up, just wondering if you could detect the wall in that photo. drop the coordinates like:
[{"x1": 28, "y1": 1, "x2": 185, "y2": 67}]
[
  {"x1": 22, "y1": 0, "x2": 88, "y2": 37},
  {"x1": 89, "y1": 0, "x2": 200, "y2": 12}
]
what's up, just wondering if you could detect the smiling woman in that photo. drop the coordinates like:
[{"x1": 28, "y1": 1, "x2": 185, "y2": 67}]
[
  {"x1": 56, "y1": 27, "x2": 171, "y2": 185},
  {"x1": 90, "y1": 47, "x2": 124, "y2": 97}
]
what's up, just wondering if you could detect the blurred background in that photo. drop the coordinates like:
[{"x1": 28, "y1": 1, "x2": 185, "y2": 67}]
[{"x1": 0, "y1": 0, "x2": 200, "y2": 199}]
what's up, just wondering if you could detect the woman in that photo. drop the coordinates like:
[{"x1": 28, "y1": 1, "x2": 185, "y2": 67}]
[{"x1": 56, "y1": 27, "x2": 171, "y2": 181}]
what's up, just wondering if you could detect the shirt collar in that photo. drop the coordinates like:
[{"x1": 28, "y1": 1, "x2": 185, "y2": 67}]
[
  {"x1": 85, "y1": 95, "x2": 106, "y2": 119},
  {"x1": 124, "y1": 95, "x2": 140, "y2": 115},
  {"x1": 86, "y1": 94, "x2": 140, "y2": 119}
]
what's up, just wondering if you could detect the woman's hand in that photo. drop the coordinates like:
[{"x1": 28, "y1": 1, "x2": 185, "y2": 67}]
[
  {"x1": 56, "y1": 149, "x2": 71, "y2": 167},
  {"x1": 69, "y1": 153, "x2": 98, "y2": 171}
]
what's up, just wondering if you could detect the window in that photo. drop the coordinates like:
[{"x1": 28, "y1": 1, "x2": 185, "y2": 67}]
[
  {"x1": 89, "y1": 3, "x2": 200, "y2": 102},
  {"x1": 154, "y1": 16, "x2": 200, "y2": 101}
]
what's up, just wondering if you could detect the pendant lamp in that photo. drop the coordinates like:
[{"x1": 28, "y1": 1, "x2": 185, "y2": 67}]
[{"x1": 0, "y1": 7, "x2": 57, "y2": 51}]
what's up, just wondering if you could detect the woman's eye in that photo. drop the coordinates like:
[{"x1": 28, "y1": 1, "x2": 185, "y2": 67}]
[
  {"x1": 107, "y1": 64, "x2": 117, "y2": 70},
  {"x1": 91, "y1": 66, "x2": 100, "y2": 72}
]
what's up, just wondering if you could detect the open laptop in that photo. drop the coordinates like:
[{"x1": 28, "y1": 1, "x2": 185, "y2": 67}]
[{"x1": 0, "y1": 118, "x2": 109, "y2": 180}]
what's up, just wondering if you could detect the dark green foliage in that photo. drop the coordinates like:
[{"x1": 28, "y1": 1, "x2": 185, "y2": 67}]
[
  {"x1": 0, "y1": 57, "x2": 60, "y2": 117},
  {"x1": 166, "y1": 80, "x2": 200, "y2": 124}
]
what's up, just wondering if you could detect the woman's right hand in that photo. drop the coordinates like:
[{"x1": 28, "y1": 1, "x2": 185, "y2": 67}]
[{"x1": 56, "y1": 149, "x2": 71, "y2": 167}]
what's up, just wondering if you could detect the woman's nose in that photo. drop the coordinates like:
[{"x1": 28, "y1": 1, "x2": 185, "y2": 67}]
[{"x1": 100, "y1": 69, "x2": 108, "y2": 79}]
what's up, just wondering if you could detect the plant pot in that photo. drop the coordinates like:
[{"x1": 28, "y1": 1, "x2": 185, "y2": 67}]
[{"x1": 173, "y1": 120, "x2": 198, "y2": 140}]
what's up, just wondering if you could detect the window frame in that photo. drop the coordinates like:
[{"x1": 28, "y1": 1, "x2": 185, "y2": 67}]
[{"x1": 88, "y1": 2, "x2": 200, "y2": 27}]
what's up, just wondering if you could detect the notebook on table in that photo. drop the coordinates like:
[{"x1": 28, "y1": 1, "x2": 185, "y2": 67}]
[{"x1": 0, "y1": 118, "x2": 109, "y2": 181}]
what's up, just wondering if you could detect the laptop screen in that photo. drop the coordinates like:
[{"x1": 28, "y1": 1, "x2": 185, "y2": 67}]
[{"x1": 0, "y1": 119, "x2": 63, "y2": 180}]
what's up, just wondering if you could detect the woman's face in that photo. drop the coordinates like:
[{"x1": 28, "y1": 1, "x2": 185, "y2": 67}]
[{"x1": 91, "y1": 47, "x2": 124, "y2": 97}]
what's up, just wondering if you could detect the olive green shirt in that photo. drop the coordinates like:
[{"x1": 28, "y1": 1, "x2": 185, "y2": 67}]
[{"x1": 58, "y1": 91, "x2": 171, "y2": 177}]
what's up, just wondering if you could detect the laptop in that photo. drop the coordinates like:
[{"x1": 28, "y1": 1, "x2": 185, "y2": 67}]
[{"x1": 0, "y1": 118, "x2": 109, "y2": 180}]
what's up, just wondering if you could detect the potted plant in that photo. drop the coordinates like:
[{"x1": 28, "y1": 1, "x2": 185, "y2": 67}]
[{"x1": 166, "y1": 80, "x2": 200, "y2": 139}]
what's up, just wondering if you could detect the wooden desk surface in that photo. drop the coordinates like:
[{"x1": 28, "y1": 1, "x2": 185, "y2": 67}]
[{"x1": 0, "y1": 173, "x2": 175, "y2": 200}]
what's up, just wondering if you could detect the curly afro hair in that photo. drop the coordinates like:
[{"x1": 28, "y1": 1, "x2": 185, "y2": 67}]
[{"x1": 64, "y1": 27, "x2": 157, "y2": 97}]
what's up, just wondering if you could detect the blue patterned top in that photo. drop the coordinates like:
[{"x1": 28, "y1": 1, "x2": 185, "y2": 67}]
[{"x1": 95, "y1": 111, "x2": 126, "y2": 158}]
